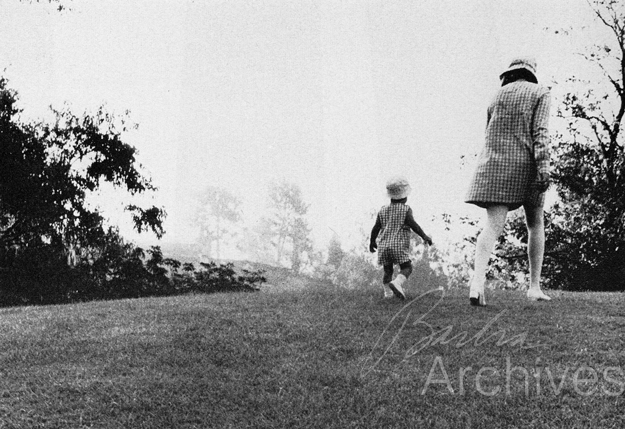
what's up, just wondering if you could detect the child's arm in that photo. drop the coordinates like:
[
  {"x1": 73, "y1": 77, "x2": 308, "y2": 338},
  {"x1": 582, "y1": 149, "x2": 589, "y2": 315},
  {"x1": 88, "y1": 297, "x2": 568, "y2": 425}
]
[
  {"x1": 369, "y1": 214, "x2": 382, "y2": 252},
  {"x1": 405, "y1": 207, "x2": 433, "y2": 245}
]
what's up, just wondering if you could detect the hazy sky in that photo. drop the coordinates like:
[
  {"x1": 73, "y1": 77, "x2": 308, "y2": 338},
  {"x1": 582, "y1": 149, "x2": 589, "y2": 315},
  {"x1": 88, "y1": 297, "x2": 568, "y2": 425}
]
[{"x1": 0, "y1": 0, "x2": 603, "y2": 254}]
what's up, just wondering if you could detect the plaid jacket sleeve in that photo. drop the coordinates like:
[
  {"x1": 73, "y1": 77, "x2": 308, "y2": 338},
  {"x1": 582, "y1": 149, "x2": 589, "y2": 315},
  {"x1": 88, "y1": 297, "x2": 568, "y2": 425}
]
[{"x1": 532, "y1": 88, "x2": 551, "y2": 176}]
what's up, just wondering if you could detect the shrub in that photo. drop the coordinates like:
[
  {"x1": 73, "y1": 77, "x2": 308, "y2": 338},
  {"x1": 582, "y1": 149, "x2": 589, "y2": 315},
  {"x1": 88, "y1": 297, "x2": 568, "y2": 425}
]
[
  {"x1": 190, "y1": 261, "x2": 266, "y2": 293},
  {"x1": 0, "y1": 240, "x2": 266, "y2": 307},
  {"x1": 332, "y1": 253, "x2": 380, "y2": 291}
]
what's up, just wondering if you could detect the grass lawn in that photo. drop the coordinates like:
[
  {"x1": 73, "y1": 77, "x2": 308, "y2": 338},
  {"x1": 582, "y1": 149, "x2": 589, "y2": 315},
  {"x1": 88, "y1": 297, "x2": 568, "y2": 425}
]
[{"x1": 0, "y1": 281, "x2": 623, "y2": 428}]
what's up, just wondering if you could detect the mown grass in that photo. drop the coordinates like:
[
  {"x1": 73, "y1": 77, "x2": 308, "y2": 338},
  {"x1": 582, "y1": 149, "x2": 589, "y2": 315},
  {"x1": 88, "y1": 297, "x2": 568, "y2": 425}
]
[{"x1": 0, "y1": 282, "x2": 623, "y2": 428}]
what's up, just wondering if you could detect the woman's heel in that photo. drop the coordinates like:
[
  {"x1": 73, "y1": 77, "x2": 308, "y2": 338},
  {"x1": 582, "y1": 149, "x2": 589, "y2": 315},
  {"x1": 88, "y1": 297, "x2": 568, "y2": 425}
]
[{"x1": 469, "y1": 284, "x2": 486, "y2": 307}]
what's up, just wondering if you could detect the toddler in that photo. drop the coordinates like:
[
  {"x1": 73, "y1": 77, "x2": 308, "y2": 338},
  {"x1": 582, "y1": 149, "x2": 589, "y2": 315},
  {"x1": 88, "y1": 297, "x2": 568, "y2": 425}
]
[{"x1": 370, "y1": 176, "x2": 433, "y2": 299}]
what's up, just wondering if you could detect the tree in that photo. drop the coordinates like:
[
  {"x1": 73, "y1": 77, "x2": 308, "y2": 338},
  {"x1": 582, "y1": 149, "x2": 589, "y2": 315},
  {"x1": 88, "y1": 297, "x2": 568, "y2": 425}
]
[
  {"x1": 194, "y1": 186, "x2": 242, "y2": 260},
  {"x1": 496, "y1": 1, "x2": 625, "y2": 290},
  {"x1": 263, "y1": 181, "x2": 312, "y2": 272},
  {"x1": 326, "y1": 234, "x2": 346, "y2": 269},
  {"x1": 237, "y1": 221, "x2": 276, "y2": 265},
  {"x1": 0, "y1": 77, "x2": 164, "y2": 258},
  {"x1": 544, "y1": 0, "x2": 625, "y2": 290},
  {"x1": 289, "y1": 216, "x2": 313, "y2": 273}
]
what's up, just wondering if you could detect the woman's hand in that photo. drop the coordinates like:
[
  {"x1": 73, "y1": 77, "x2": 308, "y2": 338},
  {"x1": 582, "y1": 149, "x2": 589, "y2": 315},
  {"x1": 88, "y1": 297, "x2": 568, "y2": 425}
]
[{"x1": 535, "y1": 171, "x2": 550, "y2": 193}]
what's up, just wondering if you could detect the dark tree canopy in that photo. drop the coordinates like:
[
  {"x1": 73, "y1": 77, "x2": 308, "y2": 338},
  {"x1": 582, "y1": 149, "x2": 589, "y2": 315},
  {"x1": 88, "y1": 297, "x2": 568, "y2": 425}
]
[
  {"x1": 546, "y1": 0, "x2": 625, "y2": 290},
  {"x1": 0, "y1": 77, "x2": 165, "y2": 251}
]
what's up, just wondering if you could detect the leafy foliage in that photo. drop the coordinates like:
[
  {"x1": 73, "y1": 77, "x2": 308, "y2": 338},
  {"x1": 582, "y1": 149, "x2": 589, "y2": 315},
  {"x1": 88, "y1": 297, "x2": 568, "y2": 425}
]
[
  {"x1": 0, "y1": 78, "x2": 165, "y2": 253},
  {"x1": 0, "y1": 78, "x2": 264, "y2": 306},
  {"x1": 0, "y1": 232, "x2": 266, "y2": 307},
  {"x1": 332, "y1": 252, "x2": 380, "y2": 291},
  {"x1": 192, "y1": 261, "x2": 265, "y2": 293},
  {"x1": 544, "y1": 0, "x2": 625, "y2": 290}
]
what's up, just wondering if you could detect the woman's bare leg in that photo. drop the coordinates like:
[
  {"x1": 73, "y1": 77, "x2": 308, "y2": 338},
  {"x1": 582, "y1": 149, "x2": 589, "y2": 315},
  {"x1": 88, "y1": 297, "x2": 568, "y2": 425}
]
[
  {"x1": 471, "y1": 205, "x2": 509, "y2": 302},
  {"x1": 524, "y1": 203, "x2": 551, "y2": 300}
]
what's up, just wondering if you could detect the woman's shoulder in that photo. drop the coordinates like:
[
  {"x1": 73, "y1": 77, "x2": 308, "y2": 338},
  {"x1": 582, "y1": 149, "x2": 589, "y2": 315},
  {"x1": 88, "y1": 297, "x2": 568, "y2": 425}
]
[
  {"x1": 495, "y1": 81, "x2": 550, "y2": 103},
  {"x1": 519, "y1": 80, "x2": 550, "y2": 96},
  {"x1": 536, "y1": 84, "x2": 550, "y2": 97}
]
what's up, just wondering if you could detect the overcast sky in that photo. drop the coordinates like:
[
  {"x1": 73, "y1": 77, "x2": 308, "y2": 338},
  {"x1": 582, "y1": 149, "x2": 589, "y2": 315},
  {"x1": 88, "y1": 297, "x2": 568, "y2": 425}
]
[{"x1": 0, "y1": 0, "x2": 605, "y2": 255}]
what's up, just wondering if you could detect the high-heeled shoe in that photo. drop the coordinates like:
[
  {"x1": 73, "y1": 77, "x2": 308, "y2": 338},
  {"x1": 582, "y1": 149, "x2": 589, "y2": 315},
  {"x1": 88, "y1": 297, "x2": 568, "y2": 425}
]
[{"x1": 469, "y1": 285, "x2": 486, "y2": 306}]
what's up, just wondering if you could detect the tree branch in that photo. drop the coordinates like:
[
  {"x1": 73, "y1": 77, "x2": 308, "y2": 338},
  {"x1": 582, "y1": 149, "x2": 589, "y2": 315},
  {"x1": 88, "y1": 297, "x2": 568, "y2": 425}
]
[{"x1": 579, "y1": 51, "x2": 623, "y2": 96}]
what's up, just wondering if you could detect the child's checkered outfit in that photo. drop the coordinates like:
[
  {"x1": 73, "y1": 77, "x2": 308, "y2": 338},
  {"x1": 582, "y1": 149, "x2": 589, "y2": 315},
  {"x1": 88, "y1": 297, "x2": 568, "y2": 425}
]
[
  {"x1": 370, "y1": 192, "x2": 432, "y2": 299},
  {"x1": 376, "y1": 203, "x2": 413, "y2": 266}
]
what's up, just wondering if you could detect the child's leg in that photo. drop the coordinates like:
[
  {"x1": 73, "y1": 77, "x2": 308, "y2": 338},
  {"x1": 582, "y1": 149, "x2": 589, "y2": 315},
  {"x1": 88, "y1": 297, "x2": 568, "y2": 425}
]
[
  {"x1": 382, "y1": 264, "x2": 394, "y2": 298},
  {"x1": 389, "y1": 261, "x2": 408, "y2": 300},
  {"x1": 383, "y1": 265, "x2": 394, "y2": 284},
  {"x1": 392, "y1": 261, "x2": 412, "y2": 287},
  {"x1": 398, "y1": 261, "x2": 413, "y2": 279}
]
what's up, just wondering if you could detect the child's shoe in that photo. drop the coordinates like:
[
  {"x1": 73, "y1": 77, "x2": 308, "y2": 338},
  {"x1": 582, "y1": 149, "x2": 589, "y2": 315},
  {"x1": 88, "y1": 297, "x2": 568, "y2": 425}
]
[
  {"x1": 383, "y1": 283, "x2": 394, "y2": 299},
  {"x1": 389, "y1": 275, "x2": 407, "y2": 300}
]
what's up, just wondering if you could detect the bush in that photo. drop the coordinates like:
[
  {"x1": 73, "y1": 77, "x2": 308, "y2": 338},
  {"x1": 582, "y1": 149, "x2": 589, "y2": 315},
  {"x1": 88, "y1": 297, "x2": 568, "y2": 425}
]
[
  {"x1": 409, "y1": 246, "x2": 448, "y2": 291},
  {"x1": 0, "y1": 244, "x2": 79, "y2": 306},
  {"x1": 0, "y1": 240, "x2": 267, "y2": 307},
  {"x1": 332, "y1": 253, "x2": 380, "y2": 291},
  {"x1": 190, "y1": 261, "x2": 266, "y2": 293},
  {"x1": 324, "y1": 244, "x2": 449, "y2": 292}
]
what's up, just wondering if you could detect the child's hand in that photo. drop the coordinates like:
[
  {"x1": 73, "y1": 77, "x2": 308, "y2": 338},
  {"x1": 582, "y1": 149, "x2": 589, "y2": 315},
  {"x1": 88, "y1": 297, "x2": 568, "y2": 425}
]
[
  {"x1": 424, "y1": 235, "x2": 433, "y2": 246},
  {"x1": 369, "y1": 241, "x2": 377, "y2": 253}
]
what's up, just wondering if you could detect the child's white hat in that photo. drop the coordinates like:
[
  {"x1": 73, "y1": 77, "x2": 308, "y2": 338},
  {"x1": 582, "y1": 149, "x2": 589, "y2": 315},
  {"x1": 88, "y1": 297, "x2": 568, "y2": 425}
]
[{"x1": 386, "y1": 176, "x2": 411, "y2": 199}]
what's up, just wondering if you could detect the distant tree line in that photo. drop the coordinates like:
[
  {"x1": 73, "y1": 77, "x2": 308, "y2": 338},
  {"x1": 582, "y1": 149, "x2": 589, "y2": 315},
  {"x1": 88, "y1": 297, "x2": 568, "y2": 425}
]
[{"x1": 195, "y1": 180, "x2": 313, "y2": 273}]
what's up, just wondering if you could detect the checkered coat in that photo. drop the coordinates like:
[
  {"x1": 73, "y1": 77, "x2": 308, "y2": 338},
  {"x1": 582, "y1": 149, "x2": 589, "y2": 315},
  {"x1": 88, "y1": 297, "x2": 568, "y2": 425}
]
[
  {"x1": 376, "y1": 203, "x2": 412, "y2": 266},
  {"x1": 465, "y1": 80, "x2": 551, "y2": 209}
]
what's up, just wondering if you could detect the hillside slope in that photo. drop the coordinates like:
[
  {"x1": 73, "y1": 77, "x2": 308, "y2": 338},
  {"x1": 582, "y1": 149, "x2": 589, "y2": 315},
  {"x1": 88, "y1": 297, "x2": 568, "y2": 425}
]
[{"x1": 0, "y1": 285, "x2": 623, "y2": 428}]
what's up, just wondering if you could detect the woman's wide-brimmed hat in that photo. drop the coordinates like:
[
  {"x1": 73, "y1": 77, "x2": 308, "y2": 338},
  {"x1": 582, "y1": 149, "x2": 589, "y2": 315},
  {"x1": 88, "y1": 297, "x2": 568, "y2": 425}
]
[
  {"x1": 386, "y1": 176, "x2": 412, "y2": 199},
  {"x1": 499, "y1": 57, "x2": 538, "y2": 83}
]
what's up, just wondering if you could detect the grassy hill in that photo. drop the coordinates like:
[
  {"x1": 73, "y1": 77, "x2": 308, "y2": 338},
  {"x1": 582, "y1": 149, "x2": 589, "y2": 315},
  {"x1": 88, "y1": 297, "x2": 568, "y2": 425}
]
[{"x1": 0, "y1": 280, "x2": 623, "y2": 428}]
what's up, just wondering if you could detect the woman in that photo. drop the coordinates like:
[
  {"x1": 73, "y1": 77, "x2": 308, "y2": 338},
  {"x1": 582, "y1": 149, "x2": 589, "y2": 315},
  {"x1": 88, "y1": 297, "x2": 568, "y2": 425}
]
[{"x1": 465, "y1": 57, "x2": 552, "y2": 306}]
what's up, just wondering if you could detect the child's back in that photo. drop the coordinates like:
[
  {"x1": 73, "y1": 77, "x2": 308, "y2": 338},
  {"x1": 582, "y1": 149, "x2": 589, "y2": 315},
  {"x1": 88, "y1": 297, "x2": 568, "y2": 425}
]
[{"x1": 377, "y1": 202, "x2": 411, "y2": 266}]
